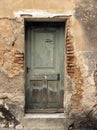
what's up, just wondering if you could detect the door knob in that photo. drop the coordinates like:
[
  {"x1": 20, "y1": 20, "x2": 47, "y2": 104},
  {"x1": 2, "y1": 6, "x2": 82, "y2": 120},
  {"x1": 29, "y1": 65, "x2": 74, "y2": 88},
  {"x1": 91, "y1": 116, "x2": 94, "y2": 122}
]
[{"x1": 44, "y1": 75, "x2": 47, "y2": 80}]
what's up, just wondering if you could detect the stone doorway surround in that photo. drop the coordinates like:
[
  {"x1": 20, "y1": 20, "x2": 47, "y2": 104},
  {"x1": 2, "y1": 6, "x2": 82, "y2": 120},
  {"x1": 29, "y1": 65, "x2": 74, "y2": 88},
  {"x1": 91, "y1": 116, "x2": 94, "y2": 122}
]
[
  {"x1": 20, "y1": 10, "x2": 71, "y2": 112},
  {"x1": 15, "y1": 10, "x2": 72, "y2": 129}
]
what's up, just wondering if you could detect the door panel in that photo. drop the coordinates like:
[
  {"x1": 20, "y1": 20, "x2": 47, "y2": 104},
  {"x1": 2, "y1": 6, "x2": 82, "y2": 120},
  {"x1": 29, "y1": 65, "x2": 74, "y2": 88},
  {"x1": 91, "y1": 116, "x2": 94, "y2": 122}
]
[
  {"x1": 31, "y1": 80, "x2": 42, "y2": 103},
  {"x1": 31, "y1": 28, "x2": 56, "y2": 75},
  {"x1": 25, "y1": 22, "x2": 65, "y2": 113},
  {"x1": 33, "y1": 31, "x2": 55, "y2": 68},
  {"x1": 47, "y1": 81, "x2": 58, "y2": 104}
]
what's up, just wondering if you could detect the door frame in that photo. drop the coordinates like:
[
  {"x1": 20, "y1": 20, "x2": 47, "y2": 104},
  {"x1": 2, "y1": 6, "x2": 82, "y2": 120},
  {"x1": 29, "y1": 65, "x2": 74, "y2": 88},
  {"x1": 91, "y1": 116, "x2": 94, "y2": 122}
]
[{"x1": 24, "y1": 18, "x2": 67, "y2": 113}]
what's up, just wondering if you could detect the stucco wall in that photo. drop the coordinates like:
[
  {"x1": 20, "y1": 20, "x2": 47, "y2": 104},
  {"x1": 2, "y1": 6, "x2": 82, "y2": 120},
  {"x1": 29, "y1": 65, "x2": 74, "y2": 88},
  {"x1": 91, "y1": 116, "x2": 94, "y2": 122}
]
[{"x1": 0, "y1": 0, "x2": 97, "y2": 129}]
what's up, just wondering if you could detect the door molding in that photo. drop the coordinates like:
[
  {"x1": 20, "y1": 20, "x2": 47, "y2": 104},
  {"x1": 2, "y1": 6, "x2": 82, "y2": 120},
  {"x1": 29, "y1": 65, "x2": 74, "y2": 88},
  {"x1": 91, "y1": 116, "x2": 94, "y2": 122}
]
[{"x1": 24, "y1": 17, "x2": 70, "y2": 113}]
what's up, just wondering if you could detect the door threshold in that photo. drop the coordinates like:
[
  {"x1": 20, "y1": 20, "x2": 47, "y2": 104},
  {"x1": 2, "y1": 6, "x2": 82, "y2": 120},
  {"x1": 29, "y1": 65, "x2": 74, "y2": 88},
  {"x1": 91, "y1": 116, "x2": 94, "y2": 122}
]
[
  {"x1": 24, "y1": 113, "x2": 65, "y2": 119},
  {"x1": 25, "y1": 108, "x2": 64, "y2": 113}
]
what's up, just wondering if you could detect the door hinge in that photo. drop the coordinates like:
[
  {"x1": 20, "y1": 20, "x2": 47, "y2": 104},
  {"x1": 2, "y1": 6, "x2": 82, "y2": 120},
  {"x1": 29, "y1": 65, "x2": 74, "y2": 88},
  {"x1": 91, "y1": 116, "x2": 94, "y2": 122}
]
[{"x1": 26, "y1": 67, "x2": 30, "y2": 73}]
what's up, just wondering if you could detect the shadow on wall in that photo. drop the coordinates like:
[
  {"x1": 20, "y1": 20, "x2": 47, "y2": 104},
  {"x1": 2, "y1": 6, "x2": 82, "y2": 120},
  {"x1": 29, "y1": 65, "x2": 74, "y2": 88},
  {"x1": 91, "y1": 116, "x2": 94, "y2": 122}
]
[
  {"x1": 0, "y1": 104, "x2": 22, "y2": 128},
  {"x1": 67, "y1": 69, "x2": 97, "y2": 130},
  {"x1": 94, "y1": 69, "x2": 97, "y2": 95},
  {"x1": 75, "y1": 0, "x2": 97, "y2": 48},
  {"x1": 68, "y1": 104, "x2": 97, "y2": 130},
  {"x1": 94, "y1": 70, "x2": 97, "y2": 86}
]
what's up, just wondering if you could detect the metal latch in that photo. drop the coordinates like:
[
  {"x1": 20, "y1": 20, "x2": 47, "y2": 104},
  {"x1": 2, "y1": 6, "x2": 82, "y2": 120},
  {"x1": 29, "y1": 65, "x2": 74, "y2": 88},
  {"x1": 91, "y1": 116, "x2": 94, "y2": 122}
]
[{"x1": 57, "y1": 74, "x2": 60, "y2": 81}]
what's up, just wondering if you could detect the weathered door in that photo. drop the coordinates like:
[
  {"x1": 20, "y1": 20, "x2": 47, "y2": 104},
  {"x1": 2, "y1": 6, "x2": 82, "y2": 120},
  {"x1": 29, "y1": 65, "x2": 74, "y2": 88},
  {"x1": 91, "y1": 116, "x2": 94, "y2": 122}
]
[{"x1": 25, "y1": 22, "x2": 65, "y2": 113}]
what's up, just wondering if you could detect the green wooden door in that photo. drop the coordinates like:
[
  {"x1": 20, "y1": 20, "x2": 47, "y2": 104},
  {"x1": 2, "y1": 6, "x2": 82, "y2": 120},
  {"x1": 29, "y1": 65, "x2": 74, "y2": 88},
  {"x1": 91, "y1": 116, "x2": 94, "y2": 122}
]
[{"x1": 25, "y1": 22, "x2": 65, "y2": 113}]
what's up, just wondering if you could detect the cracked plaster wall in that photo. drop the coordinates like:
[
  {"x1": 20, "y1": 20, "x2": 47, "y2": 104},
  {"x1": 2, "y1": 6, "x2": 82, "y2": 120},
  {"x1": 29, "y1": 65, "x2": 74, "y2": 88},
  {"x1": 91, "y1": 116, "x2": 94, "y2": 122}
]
[{"x1": 0, "y1": 0, "x2": 97, "y2": 129}]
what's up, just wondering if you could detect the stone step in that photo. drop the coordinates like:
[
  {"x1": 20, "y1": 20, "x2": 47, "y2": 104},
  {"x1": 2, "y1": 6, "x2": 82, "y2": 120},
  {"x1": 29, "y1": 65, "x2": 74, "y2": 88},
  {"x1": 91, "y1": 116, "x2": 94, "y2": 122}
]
[
  {"x1": 0, "y1": 128, "x2": 64, "y2": 130},
  {"x1": 22, "y1": 113, "x2": 65, "y2": 130}
]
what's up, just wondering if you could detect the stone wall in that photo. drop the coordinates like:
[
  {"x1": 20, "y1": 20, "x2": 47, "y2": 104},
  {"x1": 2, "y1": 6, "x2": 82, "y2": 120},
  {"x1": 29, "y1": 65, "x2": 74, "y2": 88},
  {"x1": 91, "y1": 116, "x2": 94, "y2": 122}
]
[
  {"x1": 0, "y1": 0, "x2": 97, "y2": 129},
  {"x1": 65, "y1": 0, "x2": 97, "y2": 129},
  {"x1": 0, "y1": 18, "x2": 24, "y2": 128}
]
